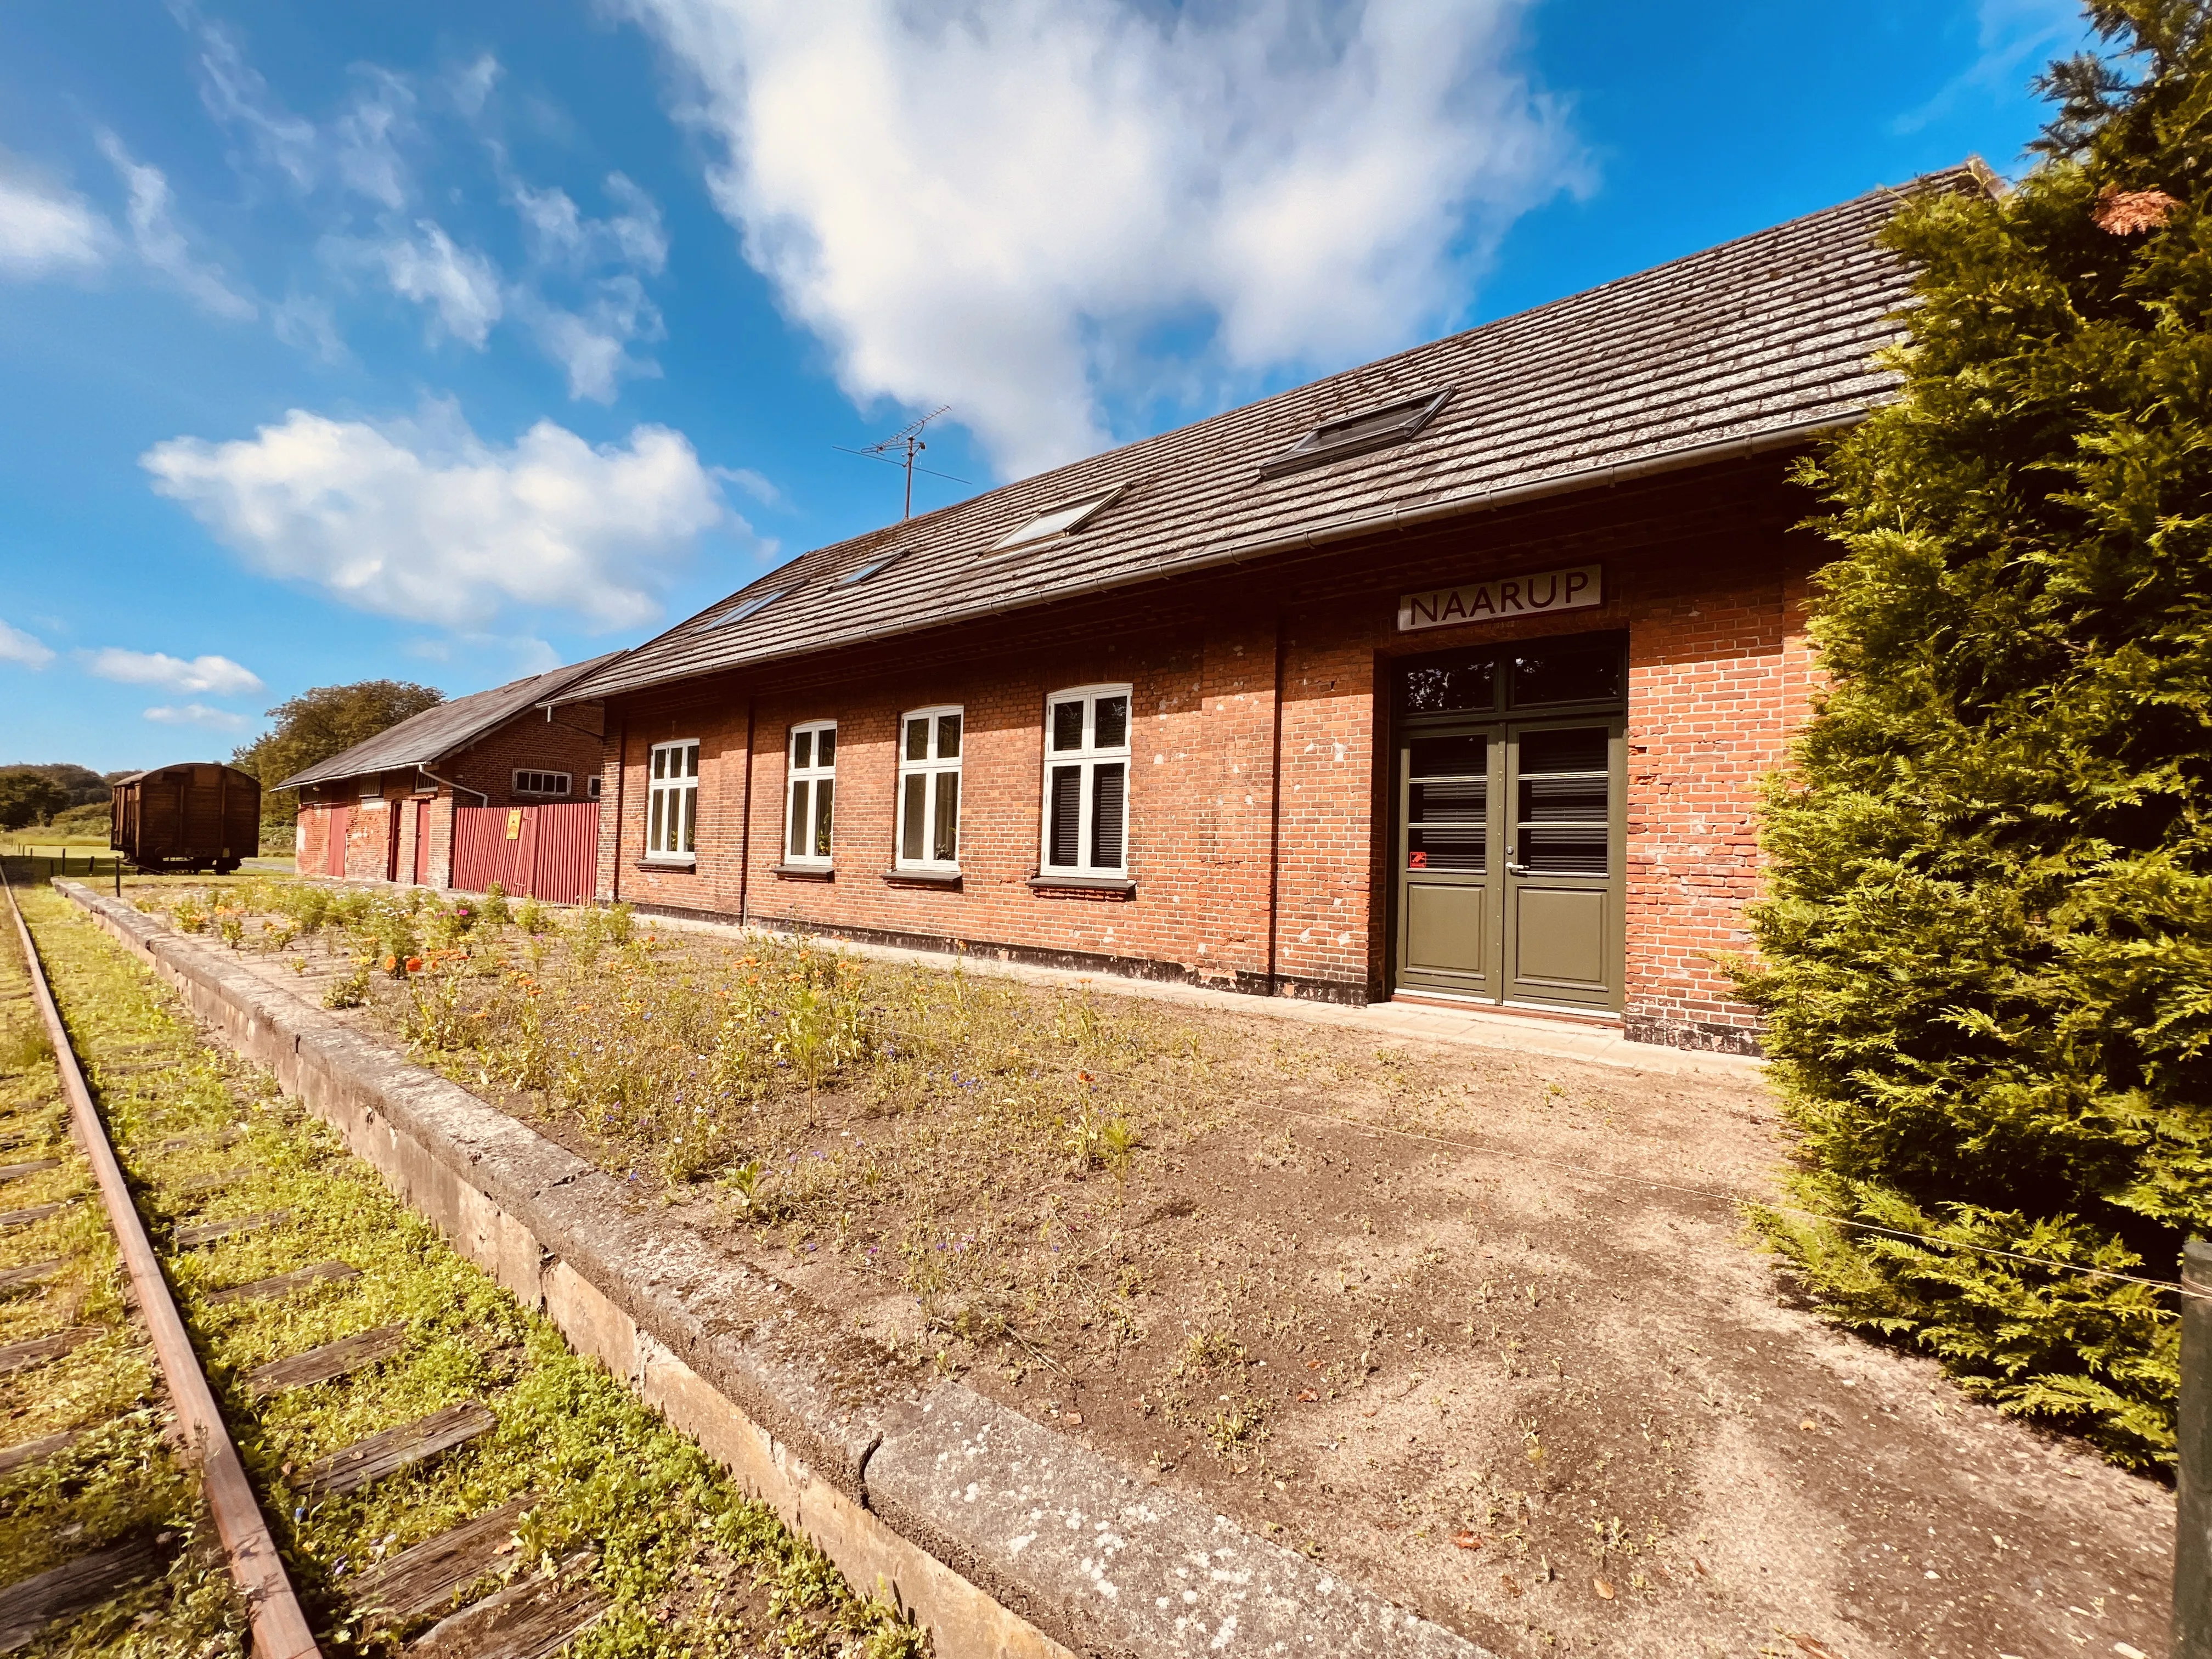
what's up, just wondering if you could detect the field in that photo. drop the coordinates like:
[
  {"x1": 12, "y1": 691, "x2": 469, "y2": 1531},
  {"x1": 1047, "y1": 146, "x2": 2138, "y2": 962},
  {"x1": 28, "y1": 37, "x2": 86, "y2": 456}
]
[{"x1": 101, "y1": 872, "x2": 2179, "y2": 1659}]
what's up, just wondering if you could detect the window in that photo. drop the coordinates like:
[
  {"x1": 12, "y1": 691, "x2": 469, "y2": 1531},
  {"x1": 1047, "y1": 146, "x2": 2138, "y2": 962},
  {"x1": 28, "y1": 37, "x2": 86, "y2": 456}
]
[
  {"x1": 647, "y1": 741, "x2": 699, "y2": 861},
  {"x1": 989, "y1": 485, "x2": 1126, "y2": 554},
  {"x1": 709, "y1": 588, "x2": 786, "y2": 629},
  {"x1": 513, "y1": 770, "x2": 572, "y2": 797},
  {"x1": 587, "y1": 776, "x2": 602, "y2": 800},
  {"x1": 896, "y1": 707, "x2": 962, "y2": 870},
  {"x1": 785, "y1": 722, "x2": 836, "y2": 865},
  {"x1": 1260, "y1": 389, "x2": 1451, "y2": 478},
  {"x1": 840, "y1": 551, "x2": 904, "y2": 584},
  {"x1": 1041, "y1": 685, "x2": 1130, "y2": 877}
]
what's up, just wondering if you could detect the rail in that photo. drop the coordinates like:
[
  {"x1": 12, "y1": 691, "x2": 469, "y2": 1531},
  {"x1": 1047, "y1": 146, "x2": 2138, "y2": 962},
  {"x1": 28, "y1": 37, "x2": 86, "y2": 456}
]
[{"x1": 2, "y1": 868, "x2": 321, "y2": 1658}]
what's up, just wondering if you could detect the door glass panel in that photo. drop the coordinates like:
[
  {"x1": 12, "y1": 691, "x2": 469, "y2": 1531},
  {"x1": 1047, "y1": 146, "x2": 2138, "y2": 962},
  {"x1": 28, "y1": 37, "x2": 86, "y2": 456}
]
[
  {"x1": 1516, "y1": 726, "x2": 1609, "y2": 876},
  {"x1": 1405, "y1": 733, "x2": 1486, "y2": 872},
  {"x1": 1511, "y1": 642, "x2": 1622, "y2": 708}
]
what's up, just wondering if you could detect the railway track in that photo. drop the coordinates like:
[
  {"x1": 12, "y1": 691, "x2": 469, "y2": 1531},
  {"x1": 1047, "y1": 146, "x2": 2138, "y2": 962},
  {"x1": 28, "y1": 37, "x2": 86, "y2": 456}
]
[{"x1": 0, "y1": 871, "x2": 922, "y2": 1658}]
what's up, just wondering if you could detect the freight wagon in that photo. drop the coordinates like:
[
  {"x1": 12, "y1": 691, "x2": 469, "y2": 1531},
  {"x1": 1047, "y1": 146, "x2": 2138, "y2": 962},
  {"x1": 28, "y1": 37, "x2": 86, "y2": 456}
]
[{"x1": 111, "y1": 763, "x2": 260, "y2": 873}]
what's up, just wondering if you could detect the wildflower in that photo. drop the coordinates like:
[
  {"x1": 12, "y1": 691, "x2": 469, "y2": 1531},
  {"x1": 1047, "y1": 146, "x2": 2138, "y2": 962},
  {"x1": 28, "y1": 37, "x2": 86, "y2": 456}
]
[
  {"x1": 405, "y1": 957, "x2": 424, "y2": 973},
  {"x1": 383, "y1": 955, "x2": 398, "y2": 972}
]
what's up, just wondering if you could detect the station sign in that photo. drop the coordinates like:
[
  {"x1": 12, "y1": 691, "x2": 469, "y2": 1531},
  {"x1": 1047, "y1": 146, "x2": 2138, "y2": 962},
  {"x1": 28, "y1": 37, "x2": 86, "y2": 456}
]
[{"x1": 1397, "y1": 563, "x2": 1602, "y2": 632}]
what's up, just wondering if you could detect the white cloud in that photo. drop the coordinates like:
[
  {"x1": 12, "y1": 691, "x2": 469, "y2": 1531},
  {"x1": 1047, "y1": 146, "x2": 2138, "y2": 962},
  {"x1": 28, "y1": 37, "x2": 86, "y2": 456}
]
[
  {"x1": 0, "y1": 166, "x2": 111, "y2": 278},
  {"x1": 82, "y1": 648, "x2": 264, "y2": 697},
  {"x1": 187, "y1": 9, "x2": 319, "y2": 190},
  {"x1": 622, "y1": 0, "x2": 1579, "y2": 475},
  {"x1": 96, "y1": 130, "x2": 256, "y2": 320},
  {"x1": 0, "y1": 618, "x2": 56, "y2": 669},
  {"x1": 1895, "y1": 0, "x2": 2085, "y2": 136},
  {"x1": 140, "y1": 401, "x2": 730, "y2": 630},
  {"x1": 272, "y1": 292, "x2": 348, "y2": 364},
  {"x1": 512, "y1": 275, "x2": 665, "y2": 402},
  {"x1": 371, "y1": 221, "x2": 503, "y2": 346},
  {"x1": 144, "y1": 702, "x2": 250, "y2": 732},
  {"x1": 508, "y1": 172, "x2": 669, "y2": 275},
  {"x1": 330, "y1": 67, "x2": 416, "y2": 210}
]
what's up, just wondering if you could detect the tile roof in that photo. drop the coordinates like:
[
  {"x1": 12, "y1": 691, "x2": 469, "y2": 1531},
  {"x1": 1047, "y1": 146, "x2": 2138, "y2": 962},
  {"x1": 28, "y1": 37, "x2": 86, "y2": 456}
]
[
  {"x1": 559, "y1": 170, "x2": 1974, "y2": 706},
  {"x1": 274, "y1": 654, "x2": 622, "y2": 791}
]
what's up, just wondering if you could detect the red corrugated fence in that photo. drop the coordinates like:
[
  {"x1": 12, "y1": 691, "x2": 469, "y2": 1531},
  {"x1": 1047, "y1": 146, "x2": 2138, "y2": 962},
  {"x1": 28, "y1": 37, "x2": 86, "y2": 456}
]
[{"x1": 451, "y1": 802, "x2": 598, "y2": 904}]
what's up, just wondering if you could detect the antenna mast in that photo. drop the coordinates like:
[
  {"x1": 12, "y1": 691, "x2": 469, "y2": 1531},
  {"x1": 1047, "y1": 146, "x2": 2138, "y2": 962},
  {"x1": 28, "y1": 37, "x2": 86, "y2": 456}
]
[{"x1": 843, "y1": 405, "x2": 952, "y2": 520}]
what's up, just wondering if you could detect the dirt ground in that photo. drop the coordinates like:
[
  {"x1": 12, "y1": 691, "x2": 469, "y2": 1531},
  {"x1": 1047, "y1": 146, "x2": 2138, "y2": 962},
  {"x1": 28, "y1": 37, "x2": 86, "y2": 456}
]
[{"x1": 125, "y1": 877, "x2": 2177, "y2": 1659}]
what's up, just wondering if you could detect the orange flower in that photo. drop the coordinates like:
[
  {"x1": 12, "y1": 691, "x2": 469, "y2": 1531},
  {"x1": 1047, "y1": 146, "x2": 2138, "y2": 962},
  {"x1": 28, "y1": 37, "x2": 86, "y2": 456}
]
[
  {"x1": 383, "y1": 955, "x2": 398, "y2": 972},
  {"x1": 405, "y1": 957, "x2": 424, "y2": 973}
]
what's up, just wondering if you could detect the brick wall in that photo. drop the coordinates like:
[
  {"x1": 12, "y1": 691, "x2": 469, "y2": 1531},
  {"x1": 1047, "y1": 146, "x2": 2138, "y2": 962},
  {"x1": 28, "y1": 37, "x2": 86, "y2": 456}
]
[{"x1": 593, "y1": 460, "x2": 1819, "y2": 1050}]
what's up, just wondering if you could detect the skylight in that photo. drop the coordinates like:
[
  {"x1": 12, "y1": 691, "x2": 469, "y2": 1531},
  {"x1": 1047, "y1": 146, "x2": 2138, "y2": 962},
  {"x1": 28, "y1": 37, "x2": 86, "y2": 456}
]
[
  {"x1": 988, "y1": 485, "x2": 1126, "y2": 554},
  {"x1": 710, "y1": 588, "x2": 786, "y2": 628},
  {"x1": 1259, "y1": 389, "x2": 1452, "y2": 478},
  {"x1": 839, "y1": 551, "x2": 903, "y2": 584}
]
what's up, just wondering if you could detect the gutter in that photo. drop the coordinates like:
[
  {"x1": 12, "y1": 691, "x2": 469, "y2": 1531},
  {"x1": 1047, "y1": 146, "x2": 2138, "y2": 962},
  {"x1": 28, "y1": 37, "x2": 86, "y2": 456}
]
[
  {"x1": 417, "y1": 765, "x2": 488, "y2": 805},
  {"x1": 549, "y1": 408, "x2": 1867, "y2": 708}
]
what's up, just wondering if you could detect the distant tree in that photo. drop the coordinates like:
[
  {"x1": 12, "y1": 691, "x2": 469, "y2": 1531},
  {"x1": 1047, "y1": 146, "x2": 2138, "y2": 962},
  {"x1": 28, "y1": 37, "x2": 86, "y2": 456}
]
[
  {"x1": 1735, "y1": 0, "x2": 2212, "y2": 1470},
  {"x1": 233, "y1": 680, "x2": 443, "y2": 830},
  {"x1": 0, "y1": 769, "x2": 70, "y2": 831},
  {"x1": 0, "y1": 763, "x2": 113, "y2": 808}
]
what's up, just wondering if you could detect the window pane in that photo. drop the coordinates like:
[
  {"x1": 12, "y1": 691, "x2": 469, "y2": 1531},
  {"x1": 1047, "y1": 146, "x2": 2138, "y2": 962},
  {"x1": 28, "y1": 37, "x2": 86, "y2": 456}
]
[
  {"x1": 1408, "y1": 735, "x2": 1486, "y2": 778},
  {"x1": 1409, "y1": 778, "x2": 1485, "y2": 821},
  {"x1": 817, "y1": 728, "x2": 837, "y2": 767},
  {"x1": 788, "y1": 780, "x2": 808, "y2": 858},
  {"x1": 1048, "y1": 766, "x2": 1082, "y2": 865},
  {"x1": 1518, "y1": 726, "x2": 1609, "y2": 774},
  {"x1": 1511, "y1": 642, "x2": 1622, "y2": 708},
  {"x1": 792, "y1": 730, "x2": 812, "y2": 770},
  {"x1": 1407, "y1": 825, "x2": 1484, "y2": 872},
  {"x1": 650, "y1": 789, "x2": 664, "y2": 853},
  {"x1": 686, "y1": 743, "x2": 701, "y2": 778},
  {"x1": 933, "y1": 771, "x2": 959, "y2": 863},
  {"x1": 1397, "y1": 652, "x2": 1497, "y2": 715},
  {"x1": 901, "y1": 774, "x2": 926, "y2": 862},
  {"x1": 813, "y1": 778, "x2": 834, "y2": 856},
  {"x1": 1520, "y1": 827, "x2": 1607, "y2": 876},
  {"x1": 652, "y1": 748, "x2": 667, "y2": 780},
  {"x1": 1094, "y1": 695, "x2": 1128, "y2": 749},
  {"x1": 906, "y1": 718, "x2": 929, "y2": 763},
  {"x1": 680, "y1": 785, "x2": 696, "y2": 853},
  {"x1": 1519, "y1": 774, "x2": 1607, "y2": 823},
  {"x1": 1052, "y1": 700, "x2": 1084, "y2": 752},
  {"x1": 936, "y1": 712, "x2": 961, "y2": 759},
  {"x1": 1091, "y1": 761, "x2": 1125, "y2": 868}
]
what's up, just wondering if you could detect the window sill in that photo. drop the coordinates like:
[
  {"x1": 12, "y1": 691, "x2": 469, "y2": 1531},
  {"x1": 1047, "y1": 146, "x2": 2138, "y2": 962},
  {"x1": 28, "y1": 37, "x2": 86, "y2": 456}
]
[
  {"x1": 770, "y1": 863, "x2": 834, "y2": 882},
  {"x1": 883, "y1": 867, "x2": 962, "y2": 888},
  {"x1": 1028, "y1": 872, "x2": 1135, "y2": 894},
  {"x1": 635, "y1": 856, "x2": 696, "y2": 871}
]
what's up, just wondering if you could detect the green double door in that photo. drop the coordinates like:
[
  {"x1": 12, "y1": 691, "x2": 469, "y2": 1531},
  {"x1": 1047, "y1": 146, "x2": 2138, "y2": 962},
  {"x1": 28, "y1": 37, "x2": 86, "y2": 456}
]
[{"x1": 1393, "y1": 718, "x2": 1626, "y2": 1012}]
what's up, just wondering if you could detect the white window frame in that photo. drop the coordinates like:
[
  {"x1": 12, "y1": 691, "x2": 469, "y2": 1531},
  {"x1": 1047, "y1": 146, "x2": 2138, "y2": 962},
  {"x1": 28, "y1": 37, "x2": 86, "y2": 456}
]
[
  {"x1": 512, "y1": 769, "x2": 572, "y2": 798},
  {"x1": 785, "y1": 721, "x2": 837, "y2": 866},
  {"x1": 1039, "y1": 684, "x2": 1131, "y2": 878},
  {"x1": 895, "y1": 706, "x2": 963, "y2": 872},
  {"x1": 646, "y1": 740, "x2": 699, "y2": 862}
]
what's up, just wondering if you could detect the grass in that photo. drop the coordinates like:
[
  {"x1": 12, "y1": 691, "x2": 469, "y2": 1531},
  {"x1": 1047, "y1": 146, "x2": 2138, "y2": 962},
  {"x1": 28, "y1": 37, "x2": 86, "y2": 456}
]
[
  {"x1": 127, "y1": 876, "x2": 1211, "y2": 1368},
  {"x1": 0, "y1": 884, "x2": 251, "y2": 1658},
  {"x1": 20, "y1": 882, "x2": 928, "y2": 1658}
]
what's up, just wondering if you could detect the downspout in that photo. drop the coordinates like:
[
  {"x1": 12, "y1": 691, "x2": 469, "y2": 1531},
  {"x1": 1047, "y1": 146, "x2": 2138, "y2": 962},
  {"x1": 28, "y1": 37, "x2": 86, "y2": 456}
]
[
  {"x1": 1263, "y1": 608, "x2": 1286, "y2": 996},
  {"x1": 611, "y1": 715, "x2": 627, "y2": 904},
  {"x1": 736, "y1": 695, "x2": 756, "y2": 929}
]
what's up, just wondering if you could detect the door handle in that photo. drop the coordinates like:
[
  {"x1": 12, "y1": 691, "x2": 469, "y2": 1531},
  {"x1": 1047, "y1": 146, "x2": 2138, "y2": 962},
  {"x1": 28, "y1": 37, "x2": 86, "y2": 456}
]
[{"x1": 1506, "y1": 861, "x2": 1532, "y2": 876}]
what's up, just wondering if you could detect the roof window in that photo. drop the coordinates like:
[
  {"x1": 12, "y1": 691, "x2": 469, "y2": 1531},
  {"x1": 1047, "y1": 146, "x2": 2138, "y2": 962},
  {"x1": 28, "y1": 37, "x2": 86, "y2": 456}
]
[
  {"x1": 1260, "y1": 389, "x2": 1452, "y2": 478},
  {"x1": 710, "y1": 588, "x2": 786, "y2": 628},
  {"x1": 839, "y1": 551, "x2": 904, "y2": 584},
  {"x1": 988, "y1": 485, "x2": 1126, "y2": 554}
]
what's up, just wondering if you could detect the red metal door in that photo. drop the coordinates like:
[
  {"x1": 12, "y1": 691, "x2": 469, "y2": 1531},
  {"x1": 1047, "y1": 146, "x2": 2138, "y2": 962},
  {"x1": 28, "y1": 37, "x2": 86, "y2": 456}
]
[
  {"x1": 325, "y1": 806, "x2": 349, "y2": 878},
  {"x1": 385, "y1": 804, "x2": 402, "y2": 882},
  {"x1": 512, "y1": 807, "x2": 540, "y2": 898},
  {"x1": 413, "y1": 799, "x2": 431, "y2": 885}
]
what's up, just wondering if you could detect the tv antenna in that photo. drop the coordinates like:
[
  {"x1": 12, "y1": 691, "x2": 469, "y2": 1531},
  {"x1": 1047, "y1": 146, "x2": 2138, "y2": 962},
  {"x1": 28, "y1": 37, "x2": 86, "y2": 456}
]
[{"x1": 836, "y1": 405, "x2": 969, "y2": 520}]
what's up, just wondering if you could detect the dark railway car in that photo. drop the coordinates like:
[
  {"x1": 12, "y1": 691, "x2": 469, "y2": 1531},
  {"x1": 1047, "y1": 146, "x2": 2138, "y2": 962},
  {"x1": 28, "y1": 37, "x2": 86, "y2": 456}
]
[{"x1": 111, "y1": 763, "x2": 259, "y2": 873}]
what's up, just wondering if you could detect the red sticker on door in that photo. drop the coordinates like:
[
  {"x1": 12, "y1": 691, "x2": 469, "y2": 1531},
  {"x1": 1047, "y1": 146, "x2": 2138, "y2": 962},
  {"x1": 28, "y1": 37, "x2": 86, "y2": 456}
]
[{"x1": 1409, "y1": 850, "x2": 1427, "y2": 868}]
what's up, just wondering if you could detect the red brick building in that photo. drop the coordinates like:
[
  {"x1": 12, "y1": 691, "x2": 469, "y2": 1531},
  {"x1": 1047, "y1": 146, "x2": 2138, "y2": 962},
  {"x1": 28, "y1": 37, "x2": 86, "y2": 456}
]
[
  {"x1": 553, "y1": 177, "x2": 1970, "y2": 1053},
  {"x1": 280, "y1": 658, "x2": 614, "y2": 888}
]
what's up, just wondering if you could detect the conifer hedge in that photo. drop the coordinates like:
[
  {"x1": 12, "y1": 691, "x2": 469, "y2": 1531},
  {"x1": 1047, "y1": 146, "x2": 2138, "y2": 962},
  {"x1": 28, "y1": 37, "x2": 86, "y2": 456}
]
[{"x1": 1740, "y1": 0, "x2": 2212, "y2": 1470}]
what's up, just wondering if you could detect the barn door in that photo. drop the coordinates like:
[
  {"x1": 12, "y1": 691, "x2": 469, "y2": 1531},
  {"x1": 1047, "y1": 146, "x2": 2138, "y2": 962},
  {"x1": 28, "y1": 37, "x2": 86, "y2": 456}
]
[
  {"x1": 413, "y1": 799, "x2": 432, "y2": 885},
  {"x1": 384, "y1": 803, "x2": 402, "y2": 883},
  {"x1": 325, "y1": 805, "x2": 349, "y2": 878}
]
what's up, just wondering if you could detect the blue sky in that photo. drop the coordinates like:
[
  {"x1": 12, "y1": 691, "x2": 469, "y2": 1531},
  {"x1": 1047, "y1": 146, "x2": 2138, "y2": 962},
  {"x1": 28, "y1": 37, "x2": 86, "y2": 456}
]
[{"x1": 1, "y1": 0, "x2": 2091, "y2": 772}]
